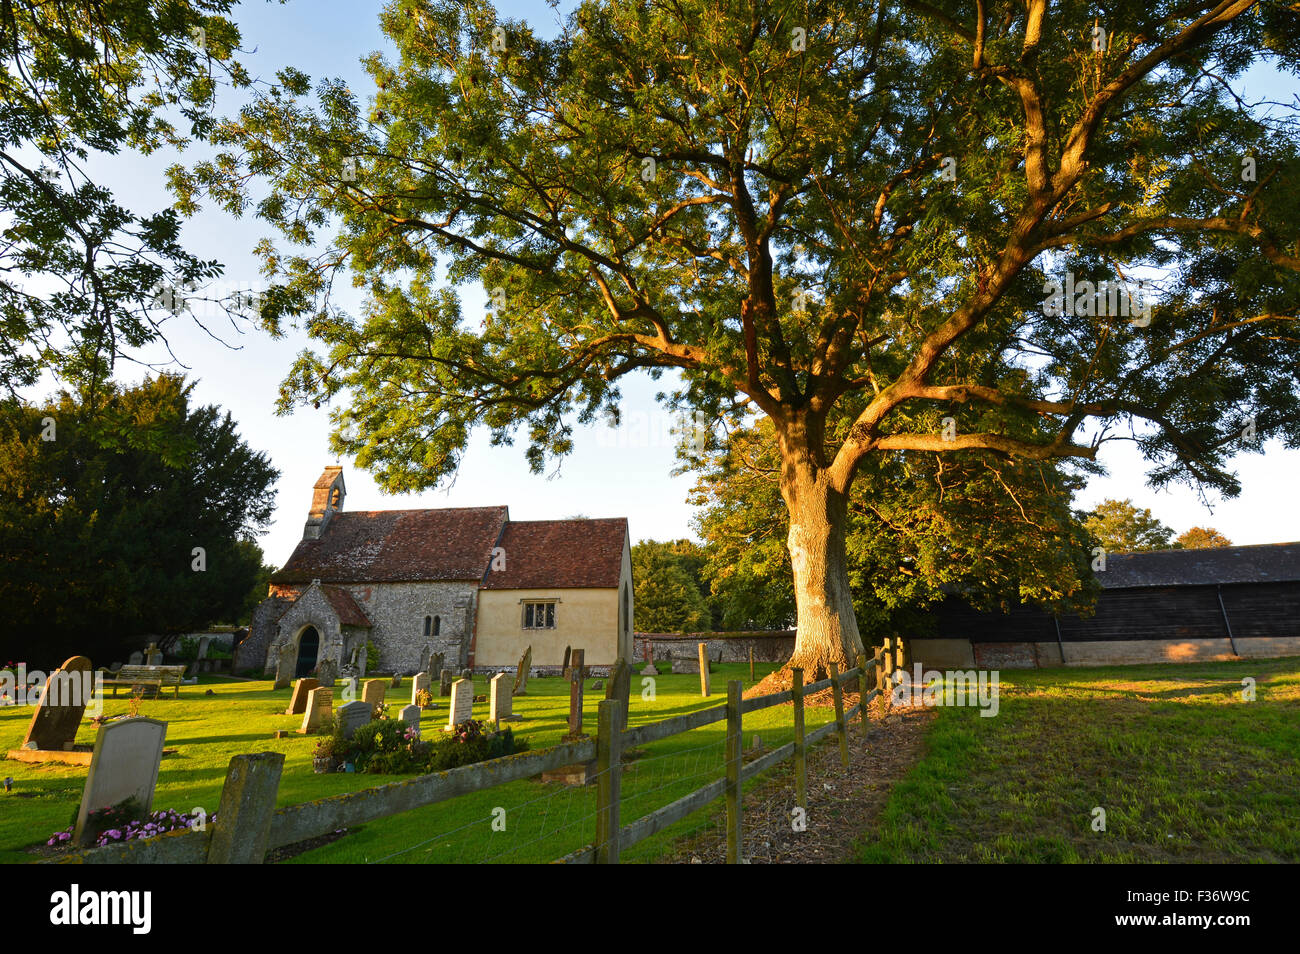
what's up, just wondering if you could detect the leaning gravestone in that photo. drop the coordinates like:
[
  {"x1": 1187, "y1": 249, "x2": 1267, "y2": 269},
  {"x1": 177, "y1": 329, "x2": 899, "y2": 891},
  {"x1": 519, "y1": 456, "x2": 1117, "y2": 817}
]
[
  {"x1": 411, "y1": 671, "x2": 431, "y2": 706},
  {"x1": 445, "y1": 678, "x2": 474, "y2": 730},
  {"x1": 22, "y1": 656, "x2": 93, "y2": 752},
  {"x1": 73, "y1": 717, "x2": 168, "y2": 846},
  {"x1": 285, "y1": 678, "x2": 320, "y2": 715},
  {"x1": 274, "y1": 643, "x2": 295, "y2": 690},
  {"x1": 490, "y1": 673, "x2": 521, "y2": 724},
  {"x1": 399, "y1": 704, "x2": 421, "y2": 739},
  {"x1": 362, "y1": 679, "x2": 387, "y2": 715},
  {"x1": 439, "y1": 669, "x2": 454, "y2": 697},
  {"x1": 512, "y1": 645, "x2": 532, "y2": 697},
  {"x1": 337, "y1": 700, "x2": 372, "y2": 739},
  {"x1": 298, "y1": 687, "x2": 333, "y2": 734},
  {"x1": 561, "y1": 646, "x2": 572, "y2": 677}
]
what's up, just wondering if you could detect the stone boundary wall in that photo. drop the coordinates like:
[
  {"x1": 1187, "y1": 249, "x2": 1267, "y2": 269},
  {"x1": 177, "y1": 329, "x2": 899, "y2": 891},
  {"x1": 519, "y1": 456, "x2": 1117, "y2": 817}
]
[{"x1": 633, "y1": 631, "x2": 796, "y2": 665}]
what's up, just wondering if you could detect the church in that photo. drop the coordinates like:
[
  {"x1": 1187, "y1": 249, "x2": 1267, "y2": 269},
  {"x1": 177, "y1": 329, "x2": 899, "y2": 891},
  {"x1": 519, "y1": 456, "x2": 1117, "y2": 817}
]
[{"x1": 238, "y1": 467, "x2": 634, "y2": 678}]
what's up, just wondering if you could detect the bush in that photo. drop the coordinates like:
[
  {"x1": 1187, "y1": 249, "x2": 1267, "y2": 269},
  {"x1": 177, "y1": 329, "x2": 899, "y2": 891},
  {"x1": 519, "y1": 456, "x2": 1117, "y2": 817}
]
[
  {"x1": 327, "y1": 718, "x2": 528, "y2": 775},
  {"x1": 365, "y1": 641, "x2": 380, "y2": 672}
]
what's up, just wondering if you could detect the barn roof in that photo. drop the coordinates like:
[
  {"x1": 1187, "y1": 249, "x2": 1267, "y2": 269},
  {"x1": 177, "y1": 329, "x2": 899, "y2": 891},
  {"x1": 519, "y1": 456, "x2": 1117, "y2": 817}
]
[
  {"x1": 1100, "y1": 542, "x2": 1300, "y2": 588},
  {"x1": 270, "y1": 507, "x2": 509, "y2": 584},
  {"x1": 480, "y1": 518, "x2": 627, "y2": 589}
]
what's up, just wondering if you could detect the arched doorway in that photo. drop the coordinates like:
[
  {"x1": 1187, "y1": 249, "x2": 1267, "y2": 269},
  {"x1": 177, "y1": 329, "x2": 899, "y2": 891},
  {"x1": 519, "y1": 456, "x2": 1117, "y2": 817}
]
[{"x1": 295, "y1": 627, "x2": 320, "y2": 678}]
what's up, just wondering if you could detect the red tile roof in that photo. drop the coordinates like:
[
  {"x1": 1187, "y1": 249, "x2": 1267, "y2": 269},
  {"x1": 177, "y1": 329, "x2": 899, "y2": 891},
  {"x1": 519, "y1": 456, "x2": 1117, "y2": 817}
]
[
  {"x1": 480, "y1": 518, "x2": 627, "y2": 589},
  {"x1": 270, "y1": 507, "x2": 509, "y2": 584},
  {"x1": 320, "y1": 585, "x2": 372, "y2": 627}
]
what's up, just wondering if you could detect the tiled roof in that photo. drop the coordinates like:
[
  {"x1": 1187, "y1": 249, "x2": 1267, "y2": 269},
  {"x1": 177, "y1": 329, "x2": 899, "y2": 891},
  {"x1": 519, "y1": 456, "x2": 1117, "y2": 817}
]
[
  {"x1": 1099, "y1": 542, "x2": 1300, "y2": 588},
  {"x1": 481, "y1": 518, "x2": 627, "y2": 589},
  {"x1": 320, "y1": 585, "x2": 372, "y2": 628},
  {"x1": 270, "y1": 507, "x2": 509, "y2": 584}
]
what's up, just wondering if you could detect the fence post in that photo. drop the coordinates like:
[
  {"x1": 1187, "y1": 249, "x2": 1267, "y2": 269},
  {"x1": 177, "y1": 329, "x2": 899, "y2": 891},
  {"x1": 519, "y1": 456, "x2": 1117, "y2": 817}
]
[
  {"x1": 749, "y1": 646, "x2": 755, "y2": 683},
  {"x1": 595, "y1": 699, "x2": 622, "y2": 864},
  {"x1": 206, "y1": 752, "x2": 284, "y2": 864},
  {"x1": 699, "y1": 641, "x2": 711, "y2": 697},
  {"x1": 895, "y1": 634, "x2": 907, "y2": 673},
  {"x1": 792, "y1": 667, "x2": 807, "y2": 811},
  {"x1": 829, "y1": 662, "x2": 849, "y2": 770},
  {"x1": 882, "y1": 638, "x2": 895, "y2": 699},
  {"x1": 725, "y1": 679, "x2": 743, "y2": 863},
  {"x1": 856, "y1": 652, "x2": 872, "y2": 745}
]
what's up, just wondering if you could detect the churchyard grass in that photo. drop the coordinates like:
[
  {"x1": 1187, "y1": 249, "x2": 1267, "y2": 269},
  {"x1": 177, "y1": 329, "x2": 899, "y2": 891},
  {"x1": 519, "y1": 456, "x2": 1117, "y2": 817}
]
[
  {"x1": 854, "y1": 656, "x2": 1300, "y2": 863},
  {"x1": 0, "y1": 663, "x2": 829, "y2": 863}
]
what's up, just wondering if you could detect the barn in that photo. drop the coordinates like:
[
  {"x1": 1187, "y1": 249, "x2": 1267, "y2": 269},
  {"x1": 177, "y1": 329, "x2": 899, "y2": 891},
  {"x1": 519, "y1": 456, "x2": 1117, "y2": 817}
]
[{"x1": 909, "y1": 542, "x2": 1300, "y2": 669}]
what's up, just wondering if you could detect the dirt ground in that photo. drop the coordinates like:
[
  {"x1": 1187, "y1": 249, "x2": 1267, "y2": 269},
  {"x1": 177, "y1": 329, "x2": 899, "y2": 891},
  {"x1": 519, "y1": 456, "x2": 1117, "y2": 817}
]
[{"x1": 660, "y1": 699, "x2": 933, "y2": 864}]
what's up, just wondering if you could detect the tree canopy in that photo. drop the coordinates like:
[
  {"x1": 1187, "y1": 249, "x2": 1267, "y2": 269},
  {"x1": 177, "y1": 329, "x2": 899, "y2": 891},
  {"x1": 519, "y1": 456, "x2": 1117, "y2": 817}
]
[
  {"x1": 1176, "y1": 525, "x2": 1234, "y2": 548},
  {"x1": 179, "y1": 0, "x2": 1300, "y2": 676},
  {"x1": 0, "y1": 374, "x2": 278, "y2": 666},
  {"x1": 631, "y1": 539, "x2": 711, "y2": 632},
  {"x1": 1083, "y1": 497, "x2": 1176, "y2": 551}
]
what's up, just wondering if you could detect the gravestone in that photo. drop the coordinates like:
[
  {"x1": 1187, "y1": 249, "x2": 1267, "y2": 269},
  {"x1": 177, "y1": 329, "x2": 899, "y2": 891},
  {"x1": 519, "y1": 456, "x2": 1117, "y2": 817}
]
[
  {"x1": 567, "y1": 649, "x2": 586, "y2": 681},
  {"x1": 641, "y1": 662, "x2": 659, "y2": 676},
  {"x1": 285, "y1": 678, "x2": 320, "y2": 715},
  {"x1": 561, "y1": 646, "x2": 572, "y2": 676},
  {"x1": 439, "y1": 669, "x2": 454, "y2": 697},
  {"x1": 274, "y1": 643, "x2": 295, "y2": 690},
  {"x1": 512, "y1": 645, "x2": 532, "y2": 697},
  {"x1": 419, "y1": 645, "x2": 431, "y2": 675},
  {"x1": 699, "y1": 642, "x2": 711, "y2": 697},
  {"x1": 73, "y1": 717, "x2": 168, "y2": 846},
  {"x1": 128, "y1": 651, "x2": 144, "y2": 666},
  {"x1": 399, "y1": 704, "x2": 421, "y2": 739},
  {"x1": 298, "y1": 687, "x2": 333, "y2": 734},
  {"x1": 445, "y1": 678, "x2": 473, "y2": 730},
  {"x1": 430, "y1": 653, "x2": 445, "y2": 682},
  {"x1": 337, "y1": 700, "x2": 372, "y2": 739},
  {"x1": 489, "y1": 673, "x2": 521, "y2": 724},
  {"x1": 670, "y1": 657, "x2": 699, "y2": 675},
  {"x1": 145, "y1": 643, "x2": 162, "y2": 666},
  {"x1": 605, "y1": 659, "x2": 632, "y2": 731},
  {"x1": 411, "y1": 671, "x2": 431, "y2": 706},
  {"x1": 22, "y1": 656, "x2": 93, "y2": 752},
  {"x1": 563, "y1": 670, "x2": 586, "y2": 741},
  {"x1": 316, "y1": 657, "x2": 338, "y2": 687},
  {"x1": 362, "y1": 679, "x2": 387, "y2": 715}
]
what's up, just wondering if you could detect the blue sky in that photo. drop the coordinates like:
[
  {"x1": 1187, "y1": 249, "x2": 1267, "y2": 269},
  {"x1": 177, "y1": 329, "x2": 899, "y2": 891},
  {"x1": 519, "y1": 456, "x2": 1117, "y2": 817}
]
[{"x1": 38, "y1": 0, "x2": 1300, "y2": 568}]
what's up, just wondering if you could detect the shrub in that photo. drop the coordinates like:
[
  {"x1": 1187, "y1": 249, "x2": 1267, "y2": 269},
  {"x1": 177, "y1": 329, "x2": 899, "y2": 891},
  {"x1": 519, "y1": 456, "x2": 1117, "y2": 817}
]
[
  {"x1": 365, "y1": 641, "x2": 381, "y2": 671},
  {"x1": 327, "y1": 718, "x2": 528, "y2": 775}
]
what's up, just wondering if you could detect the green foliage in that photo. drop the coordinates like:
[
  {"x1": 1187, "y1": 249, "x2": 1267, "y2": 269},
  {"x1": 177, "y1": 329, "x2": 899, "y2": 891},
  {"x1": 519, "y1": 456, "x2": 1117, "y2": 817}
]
[
  {"x1": 1175, "y1": 526, "x2": 1233, "y2": 550},
  {"x1": 0, "y1": 0, "x2": 261, "y2": 392},
  {"x1": 632, "y1": 541, "x2": 710, "y2": 633},
  {"x1": 1084, "y1": 499, "x2": 1176, "y2": 553},
  {"x1": 0, "y1": 374, "x2": 278, "y2": 665},
  {"x1": 365, "y1": 641, "x2": 381, "y2": 672},
  {"x1": 328, "y1": 717, "x2": 528, "y2": 775}
]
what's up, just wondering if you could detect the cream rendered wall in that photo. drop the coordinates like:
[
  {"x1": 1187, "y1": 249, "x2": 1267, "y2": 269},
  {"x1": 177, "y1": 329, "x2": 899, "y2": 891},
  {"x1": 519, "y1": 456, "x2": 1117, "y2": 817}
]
[{"x1": 475, "y1": 587, "x2": 620, "y2": 667}]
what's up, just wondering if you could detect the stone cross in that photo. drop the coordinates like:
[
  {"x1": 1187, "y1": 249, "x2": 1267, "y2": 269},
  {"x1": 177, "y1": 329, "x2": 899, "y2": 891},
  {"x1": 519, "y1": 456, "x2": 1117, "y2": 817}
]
[
  {"x1": 22, "y1": 656, "x2": 93, "y2": 752},
  {"x1": 362, "y1": 679, "x2": 387, "y2": 715},
  {"x1": 336, "y1": 700, "x2": 372, "y2": 739},
  {"x1": 73, "y1": 717, "x2": 168, "y2": 846},
  {"x1": 411, "y1": 671, "x2": 431, "y2": 706},
  {"x1": 274, "y1": 643, "x2": 295, "y2": 690},
  {"x1": 512, "y1": 645, "x2": 532, "y2": 697},
  {"x1": 298, "y1": 687, "x2": 333, "y2": 734},
  {"x1": 399, "y1": 704, "x2": 421, "y2": 739},
  {"x1": 489, "y1": 673, "x2": 520, "y2": 724},
  {"x1": 285, "y1": 678, "x2": 320, "y2": 715},
  {"x1": 445, "y1": 678, "x2": 473, "y2": 730},
  {"x1": 439, "y1": 668, "x2": 454, "y2": 697},
  {"x1": 145, "y1": 643, "x2": 162, "y2": 666}
]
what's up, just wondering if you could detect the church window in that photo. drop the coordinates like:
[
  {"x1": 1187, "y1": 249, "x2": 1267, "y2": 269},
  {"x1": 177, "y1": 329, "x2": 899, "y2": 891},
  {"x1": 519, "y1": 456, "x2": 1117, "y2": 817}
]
[{"x1": 523, "y1": 601, "x2": 556, "y2": 629}]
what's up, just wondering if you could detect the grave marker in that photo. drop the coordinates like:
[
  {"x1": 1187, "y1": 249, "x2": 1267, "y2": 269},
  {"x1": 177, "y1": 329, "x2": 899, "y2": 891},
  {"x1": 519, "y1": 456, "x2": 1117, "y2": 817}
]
[
  {"x1": 316, "y1": 657, "x2": 338, "y2": 687},
  {"x1": 298, "y1": 687, "x2": 333, "y2": 734},
  {"x1": 445, "y1": 678, "x2": 474, "y2": 729},
  {"x1": 128, "y1": 651, "x2": 143, "y2": 666},
  {"x1": 399, "y1": 704, "x2": 421, "y2": 739},
  {"x1": 73, "y1": 717, "x2": 168, "y2": 846},
  {"x1": 512, "y1": 645, "x2": 532, "y2": 696},
  {"x1": 569, "y1": 648, "x2": 586, "y2": 681},
  {"x1": 561, "y1": 646, "x2": 572, "y2": 676},
  {"x1": 21, "y1": 656, "x2": 93, "y2": 752},
  {"x1": 699, "y1": 642, "x2": 711, "y2": 697},
  {"x1": 362, "y1": 679, "x2": 387, "y2": 715},
  {"x1": 439, "y1": 669, "x2": 454, "y2": 697},
  {"x1": 337, "y1": 700, "x2": 372, "y2": 739},
  {"x1": 285, "y1": 678, "x2": 319, "y2": 715},
  {"x1": 563, "y1": 670, "x2": 586, "y2": 740},
  {"x1": 273, "y1": 643, "x2": 295, "y2": 690},
  {"x1": 605, "y1": 659, "x2": 632, "y2": 731},
  {"x1": 411, "y1": 671, "x2": 431, "y2": 706},
  {"x1": 490, "y1": 673, "x2": 521, "y2": 724},
  {"x1": 145, "y1": 643, "x2": 162, "y2": 666}
]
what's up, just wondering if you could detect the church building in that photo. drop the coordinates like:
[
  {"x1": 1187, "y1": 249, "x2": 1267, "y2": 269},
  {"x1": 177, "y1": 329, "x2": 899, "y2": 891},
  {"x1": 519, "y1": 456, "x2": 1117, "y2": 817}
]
[{"x1": 238, "y1": 467, "x2": 633, "y2": 678}]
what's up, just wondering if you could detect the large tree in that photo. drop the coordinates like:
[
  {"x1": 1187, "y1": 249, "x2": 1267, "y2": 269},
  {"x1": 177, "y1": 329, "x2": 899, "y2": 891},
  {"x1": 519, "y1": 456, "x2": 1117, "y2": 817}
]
[
  {"x1": 1084, "y1": 497, "x2": 1176, "y2": 551},
  {"x1": 0, "y1": 0, "x2": 258, "y2": 394},
  {"x1": 180, "y1": 0, "x2": 1300, "y2": 677},
  {"x1": 0, "y1": 374, "x2": 278, "y2": 666},
  {"x1": 632, "y1": 539, "x2": 711, "y2": 632}
]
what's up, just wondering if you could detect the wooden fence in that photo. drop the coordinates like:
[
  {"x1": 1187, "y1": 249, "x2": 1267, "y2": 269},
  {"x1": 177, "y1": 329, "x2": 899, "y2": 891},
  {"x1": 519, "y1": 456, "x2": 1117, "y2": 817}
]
[{"x1": 48, "y1": 638, "x2": 907, "y2": 865}]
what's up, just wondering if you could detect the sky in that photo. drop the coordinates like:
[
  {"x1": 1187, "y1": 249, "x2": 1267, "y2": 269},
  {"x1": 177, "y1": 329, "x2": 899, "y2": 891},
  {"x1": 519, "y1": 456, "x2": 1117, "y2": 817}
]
[{"x1": 33, "y1": 0, "x2": 1300, "y2": 569}]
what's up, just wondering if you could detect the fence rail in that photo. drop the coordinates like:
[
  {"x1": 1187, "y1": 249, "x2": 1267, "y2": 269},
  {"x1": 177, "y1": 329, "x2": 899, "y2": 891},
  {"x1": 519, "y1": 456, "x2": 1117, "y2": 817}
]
[{"x1": 47, "y1": 638, "x2": 908, "y2": 865}]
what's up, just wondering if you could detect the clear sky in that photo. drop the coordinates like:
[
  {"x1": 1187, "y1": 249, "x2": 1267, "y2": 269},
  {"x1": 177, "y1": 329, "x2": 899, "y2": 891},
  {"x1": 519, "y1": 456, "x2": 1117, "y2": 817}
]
[{"x1": 36, "y1": 0, "x2": 1300, "y2": 569}]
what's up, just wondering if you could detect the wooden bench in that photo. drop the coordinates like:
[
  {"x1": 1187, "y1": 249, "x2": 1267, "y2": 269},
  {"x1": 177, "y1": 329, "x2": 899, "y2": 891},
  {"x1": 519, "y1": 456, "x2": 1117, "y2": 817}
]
[{"x1": 101, "y1": 665, "x2": 187, "y2": 699}]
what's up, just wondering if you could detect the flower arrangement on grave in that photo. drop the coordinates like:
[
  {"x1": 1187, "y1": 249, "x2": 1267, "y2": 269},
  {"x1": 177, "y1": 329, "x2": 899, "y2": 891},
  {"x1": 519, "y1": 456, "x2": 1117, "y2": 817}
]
[
  {"x1": 323, "y1": 717, "x2": 528, "y2": 775},
  {"x1": 45, "y1": 799, "x2": 209, "y2": 849},
  {"x1": 414, "y1": 688, "x2": 434, "y2": 709}
]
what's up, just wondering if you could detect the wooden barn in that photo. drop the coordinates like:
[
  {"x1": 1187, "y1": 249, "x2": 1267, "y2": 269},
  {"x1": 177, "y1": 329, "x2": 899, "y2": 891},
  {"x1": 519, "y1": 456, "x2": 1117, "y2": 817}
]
[{"x1": 909, "y1": 542, "x2": 1300, "y2": 669}]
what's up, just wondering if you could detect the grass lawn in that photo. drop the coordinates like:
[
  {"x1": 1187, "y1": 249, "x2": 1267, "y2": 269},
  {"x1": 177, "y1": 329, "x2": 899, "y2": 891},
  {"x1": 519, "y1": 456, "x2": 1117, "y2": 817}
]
[
  {"x1": 0, "y1": 663, "x2": 833, "y2": 864},
  {"x1": 855, "y1": 655, "x2": 1300, "y2": 863}
]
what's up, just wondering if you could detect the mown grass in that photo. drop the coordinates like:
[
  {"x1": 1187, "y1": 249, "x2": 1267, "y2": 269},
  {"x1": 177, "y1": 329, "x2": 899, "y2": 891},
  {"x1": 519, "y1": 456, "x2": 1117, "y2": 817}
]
[
  {"x1": 855, "y1": 656, "x2": 1300, "y2": 863},
  {"x1": 0, "y1": 663, "x2": 830, "y2": 864}
]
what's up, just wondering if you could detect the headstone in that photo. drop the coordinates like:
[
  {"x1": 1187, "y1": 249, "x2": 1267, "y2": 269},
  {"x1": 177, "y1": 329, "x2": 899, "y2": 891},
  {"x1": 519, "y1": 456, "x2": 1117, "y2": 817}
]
[
  {"x1": 145, "y1": 643, "x2": 162, "y2": 666},
  {"x1": 411, "y1": 671, "x2": 431, "y2": 706},
  {"x1": 362, "y1": 679, "x2": 387, "y2": 715},
  {"x1": 699, "y1": 642, "x2": 711, "y2": 697},
  {"x1": 285, "y1": 678, "x2": 319, "y2": 715},
  {"x1": 399, "y1": 704, "x2": 421, "y2": 739},
  {"x1": 337, "y1": 700, "x2": 372, "y2": 739},
  {"x1": 128, "y1": 651, "x2": 143, "y2": 666},
  {"x1": 590, "y1": 680, "x2": 604, "y2": 691},
  {"x1": 561, "y1": 646, "x2": 572, "y2": 677},
  {"x1": 316, "y1": 657, "x2": 338, "y2": 687},
  {"x1": 605, "y1": 659, "x2": 632, "y2": 731},
  {"x1": 512, "y1": 645, "x2": 532, "y2": 697},
  {"x1": 430, "y1": 653, "x2": 445, "y2": 681},
  {"x1": 22, "y1": 656, "x2": 93, "y2": 752},
  {"x1": 489, "y1": 673, "x2": 520, "y2": 724},
  {"x1": 391, "y1": 673, "x2": 402, "y2": 688},
  {"x1": 568, "y1": 648, "x2": 586, "y2": 681},
  {"x1": 298, "y1": 687, "x2": 333, "y2": 734},
  {"x1": 73, "y1": 717, "x2": 167, "y2": 846},
  {"x1": 641, "y1": 662, "x2": 659, "y2": 676},
  {"x1": 563, "y1": 670, "x2": 585, "y2": 740},
  {"x1": 445, "y1": 678, "x2": 473, "y2": 729},
  {"x1": 419, "y1": 645, "x2": 431, "y2": 675},
  {"x1": 671, "y1": 657, "x2": 699, "y2": 675},
  {"x1": 273, "y1": 643, "x2": 295, "y2": 690},
  {"x1": 197, "y1": 635, "x2": 212, "y2": 661},
  {"x1": 439, "y1": 669, "x2": 454, "y2": 697}
]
